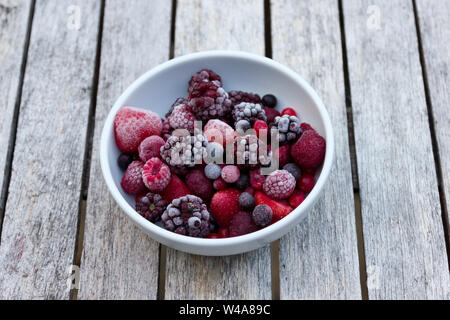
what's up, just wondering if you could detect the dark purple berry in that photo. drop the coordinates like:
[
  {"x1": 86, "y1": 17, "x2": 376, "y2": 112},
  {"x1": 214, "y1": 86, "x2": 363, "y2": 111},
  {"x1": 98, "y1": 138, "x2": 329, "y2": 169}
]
[
  {"x1": 118, "y1": 153, "x2": 133, "y2": 171},
  {"x1": 239, "y1": 192, "x2": 256, "y2": 211},
  {"x1": 283, "y1": 163, "x2": 302, "y2": 180},
  {"x1": 235, "y1": 174, "x2": 250, "y2": 190},
  {"x1": 135, "y1": 193, "x2": 168, "y2": 222},
  {"x1": 252, "y1": 204, "x2": 273, "y2": 227},
  {"x1": 262, "y1": 94, "x2": 277, "y2": 108}
]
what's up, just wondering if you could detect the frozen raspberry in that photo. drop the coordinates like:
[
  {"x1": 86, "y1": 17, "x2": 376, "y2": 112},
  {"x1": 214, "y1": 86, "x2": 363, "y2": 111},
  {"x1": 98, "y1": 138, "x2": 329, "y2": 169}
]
[
  {"x1": 297, "y1": 174, "x2": 315, "y2": 192},
  {"x1": 168, "y1": 104, "x2": 196, "y2": 133},
  {"x1": 252, "y1": 205, "x2": 273, "y2": 227},
  {"x1": 161, "y1": 195, "x2": 211, "y2": 238},
  {"x1": 188, "y1": 69, "x2": 222, "y2": 95},
  {"x1": 255, "y1": 191, "x2": 293, "y2": 221},
  {"x1": 262, "y1": 94, "x2": 277, "y2": 108},
  {"x1": 204, "y1": 119, "x2": 236, "y2": 146},
  {"x1": 161, "y1": 133, "x2": 208, "y2": 168},
  {"x1": 228, "y1": 90, "x2": 261, "y2": 107},
  {"x1": 228, "y1": 211, "x2": 259, "y2": 237},
  {"x1": 281, "y1": 108, "x2": 297, "y2": 117},
  {"x1": 188, "y1": 81, "x2": 232, "y2": 121},
  {"x1": 139, "y1": 136, "x2": 165, "y2": 162},
  {"x1": 161, "y1": 175, "x2": 190, "y2": 202},
  {"x1": 234, "y1": 135, "x2": 271, "y2": 169},
  {"x1": 210, "y1": 189, "x2": 242, "y2": 227},
  {"x1": 273, "y1": 145, "x2": 291, "y2": 168},
  {"x1": 239, "y1": 192, "x2": 256, "y2": 211},
  {"x1": 283, "y1": 163, "x2": 302, "y2": 180},
  {"x1": 232, "y1": 102, "x2": 266, "y2": 125},
  {"x1": 271, "y1": 115, "x2": 302, "y2": 144},
  {"x1": 289, "y1": 190, "x2": 307, "y2": 207},
  {"x1": 221, "y1": 165, "x2": 240, "y2": 184},
  {"x1": 161, "y1": 119, "x2": 172, "y2": 141},
  {"x1": 213, "y1": 177, "x2": 227, "y2": 190},
  {"x1": 234, "y1": 173, "x2": 250, "y2": 190},
  {"x1": 264, "y1": 107, "x2": 281, "y2": 124},
  {"x1": 121, "y1": 161, "x2": 146, "y2": 194},
  {"x1": 166, "y1": 97, "x2": 188, "y2": 118},
  {"x1": 250, "y1": 169, "x2": 266, "y2": 190},
  {"x1": 300, "y1": 122, "x2": 314, "y2": 132},
  {"x1": 204, "y1": 163, "x2": 222, "y2": 180},
  {"x1": 114, "y1": 106, "x2": 162, "y2": 153},
  {"x1": 263, "y1": 170, "x2": 296, "y2": 200},
  {"x1": 118, "y1": 153, "x2": 133, "y2": 171},
  {"x1": 291, "y1": 130, "x2": 326, "y2": 169},
  {"x1": 135, "y1": 192, "x2": 168, "y2": 222},
  {"x1": 142, "y1": 158, "x2": 171, "y2": 192},
  {"x1": 186, "y1": 169, "x2": 214, "y2": 201}
]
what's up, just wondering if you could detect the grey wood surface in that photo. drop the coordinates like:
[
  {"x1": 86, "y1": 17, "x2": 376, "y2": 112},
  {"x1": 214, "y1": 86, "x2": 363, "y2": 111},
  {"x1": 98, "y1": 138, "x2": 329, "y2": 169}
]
[
  {"x1": 78, "y1": 0, "x2": 172, "y2": 300},
  {"x1": 342, "y1": 0, "x2": 450, "y2": 299},
  {"x1": 271, "y1": 0, "x2": 362, "y2": 299},
  {"x1": 415, "y1": 0, "x2": 450, "y2": 249},
  {"x1": 164, "y1": 0, "x2": 272, "y2": 300},
  {"x1": 0, "y1": 0, "x2": 101, "y2": 299}
]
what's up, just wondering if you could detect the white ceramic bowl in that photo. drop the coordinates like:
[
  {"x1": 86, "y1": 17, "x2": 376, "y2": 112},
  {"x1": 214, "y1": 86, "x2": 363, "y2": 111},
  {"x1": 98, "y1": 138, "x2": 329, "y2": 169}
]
[{"x1": 100, "y1": 51, "x2": 334, "y2": 256}]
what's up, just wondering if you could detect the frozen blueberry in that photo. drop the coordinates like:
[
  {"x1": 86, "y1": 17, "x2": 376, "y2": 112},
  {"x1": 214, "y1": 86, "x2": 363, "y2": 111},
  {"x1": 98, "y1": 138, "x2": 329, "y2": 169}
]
[
  {"x1": 239, "y1": 192, "x2": 256, "y2": 211},
  {"x1": 252, "y1": 205, "x2": 273, "y2": 227},
  {"x1": 204, "y1": 163, "x2": 222, "y2": 180},
  {"x1": 118, "y1": 153, "x2": 133, "y2": 171},
  {"x1": 235, "y1": 174, "x2": 250, "y2": 190},
  {"x1": 262, "y1": 94, "x2": 277, "y2": 108},
  {"x1": 283, "y1": 163, "x2": 302, "y2": 180}
]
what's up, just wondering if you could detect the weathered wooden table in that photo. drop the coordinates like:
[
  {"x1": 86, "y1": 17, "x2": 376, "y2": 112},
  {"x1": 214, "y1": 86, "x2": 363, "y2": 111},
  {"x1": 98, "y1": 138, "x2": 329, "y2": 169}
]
[{"x1": 0, "y1": 0, "x2": 449, "y2": 300}]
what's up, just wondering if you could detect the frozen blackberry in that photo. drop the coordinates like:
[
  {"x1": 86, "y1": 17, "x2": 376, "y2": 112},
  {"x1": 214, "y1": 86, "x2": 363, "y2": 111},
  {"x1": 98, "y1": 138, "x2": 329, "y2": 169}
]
[
  {"x1": 271, "y1": 115, "x2": 302, "y2": 144},
  {"x1": 189, "y1": 81, "x2": 232, "y2": 121},
  {"x1": 228, "y1": 90, "x2": 261, "y2": 107},
  {"x1": 235, "y1": 119, "x2": 252, "y2": 135},
  {"x1": 161, "y1": 195, "x2": 211, "y2": 238},
  {"x1": 135, "y1": 192, "x2": 168, "y2": 222},
  {"x1": 160, "y1": 132, "x2": 208, "y2": 168},
  {"x1": 232, "y1": 102, "x2": 267, "y2": 125},
  {"x1": 239, "y1": 192, "x2": 256, "y2": 211},
  {"x1": 188, "y1": 69, "x2": 222, "y2": 95},
  {"x1": 234, "y1": 135, "x2": 272, "y2": 169},
  {"x1": 166, "y1": 97, "x2": 188, "y2": 118}
]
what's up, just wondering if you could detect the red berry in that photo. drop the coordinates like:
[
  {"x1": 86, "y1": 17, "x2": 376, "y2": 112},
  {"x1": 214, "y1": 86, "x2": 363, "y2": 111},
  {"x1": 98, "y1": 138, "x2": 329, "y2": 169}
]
[
  {"x1": 114, "y1": 106, "x2": 162, "y2": 153},
  {"x1": 281, "y1": 107, "x2": 297, "y2": 117},
  {"x1": 255, "y1": 191, "x2": 293, "y2": 221},
  {"x1": 210, "y1": 189, "x2": 242, "y2": 227},
  {"x1": 250, "y1": 169, "x2": 266, "y2": 190},
  {"x1": 121, "y1": 161, "x2": 146, "y2": 195},
  {"x1": 204, "y1": 119, "x2": 236, "y2": 146},
  {"x1": 142, "y1": 158, "x2": 171, "y2": 192},
  {"x1": 263, "y1": 107, "x2": 280, "y2": 124},
  {"x1": 253, "y1": 120, "x2": 268, "y2": 138},
  {"x1": 160, "y1": 175, "x2": 190, "y2": 202},
  {"x1": 300, "y1": 122, "x2": 314, "y2": 132},
  {"x1": 218, "y1": 228, "x2": 229, "y2": 238},
  {"x1": 289, "y1": 190, "x2": 307, "y2": 207},
  {"x1": 228, "y1": 211, "x2": 259, "y2": 237},
  {"x1": 213, "y1": 177, "x2": 227, "y2": 190},
  {"x1": 298, "y1": 174, "x2": 315, "y2": 192},
  {"x1": 138, "y1": 135, "x2": 165, "y2": 162},
  {"x1": 221, "y1": 165, "x2": 240, "y2": 183},
  {"x1": 263, "y1": 170, "x2": 296, "y2": 200},
  {"x1": 244, "y1": 187, "x2": 255, "y2": 196},
  {"x1": 208, "y1": 233, "x2": 220, "y2": 239},
  {"x1": 291, "y1": 130, "x2": 326, "y2": 169},
  {"x1": 273, "y1": 145, "x2": 291, "y2": 168},
  {"x1": 185, "y1": 169, "x2": 214, "y2": 201}
]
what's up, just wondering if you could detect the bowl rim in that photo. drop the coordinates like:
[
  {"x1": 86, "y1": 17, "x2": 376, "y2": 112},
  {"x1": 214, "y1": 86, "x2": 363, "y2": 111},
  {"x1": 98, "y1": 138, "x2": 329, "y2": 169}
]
[{"x1": 100, "y1": 50, "x2": 335, "y2": 250}]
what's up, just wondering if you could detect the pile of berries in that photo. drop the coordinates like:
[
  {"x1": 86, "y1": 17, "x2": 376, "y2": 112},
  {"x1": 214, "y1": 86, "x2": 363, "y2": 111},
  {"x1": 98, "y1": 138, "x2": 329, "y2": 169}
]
[{"x1": 113, "y1": 69, "x2": 326, "y2": 239}]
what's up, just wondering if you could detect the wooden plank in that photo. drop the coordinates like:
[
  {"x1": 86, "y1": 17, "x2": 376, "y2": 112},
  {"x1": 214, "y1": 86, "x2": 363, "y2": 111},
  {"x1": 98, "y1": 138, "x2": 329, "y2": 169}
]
[
  {"x1": 0, "y1": 0, "x2": 101, "y2": 299},
  {"x1": 78, "y1": 0, "x2": 172, "y2": 300},
  {"x1": 0, "y1": 0, "x2": 33, "y2": 214},
  {"x1": 164, "y1": 0, "x2": 272, "y2": 300},
  {"x1": 271, "y1": 0, "x2": 362, "y2": 299},
  {"x1": 415, "y1": 0, "x2": 450, "y2": 252},
  {"x1": 342, "y1": 0, "x2": 450, "y2": 299}
]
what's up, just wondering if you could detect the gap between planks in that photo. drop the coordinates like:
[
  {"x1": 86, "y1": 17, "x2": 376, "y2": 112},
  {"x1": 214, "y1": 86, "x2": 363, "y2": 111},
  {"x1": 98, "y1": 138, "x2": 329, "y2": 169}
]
[{"x1": 411, "y1": 0, "x2": 450, "y2": 271}]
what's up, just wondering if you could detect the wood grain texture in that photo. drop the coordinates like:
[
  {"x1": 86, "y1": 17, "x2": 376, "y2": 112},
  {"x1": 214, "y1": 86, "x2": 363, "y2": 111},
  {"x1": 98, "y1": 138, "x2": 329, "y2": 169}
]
[
  {"x1": 415, "y1": 0, "x2": 450, "y2": 248},
  {"x1": 78, "y1": 0, "x2": 172, "y2": 300},
  {"x1": 271, "y1": 0, "x2": 362, "y2": 299},
  {"x1": 343, "y1": 0, "x2": 450, "y2": 299},
  {"x1": 164, "y1": 0, "x2": 272, "y2": 300},
  {"x1": 0, "y1": 0, "x2": 33, "y2": 211},
  {"x1": 0, "y1": 0, "x2": 101, "y2": 299}
]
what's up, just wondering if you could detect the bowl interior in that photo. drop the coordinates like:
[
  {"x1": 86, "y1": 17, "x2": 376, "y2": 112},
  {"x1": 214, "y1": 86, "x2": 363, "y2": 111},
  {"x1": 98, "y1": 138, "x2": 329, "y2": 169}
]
[{"x1": 103, "y1": 52, "x2": 331, "y2": 253}]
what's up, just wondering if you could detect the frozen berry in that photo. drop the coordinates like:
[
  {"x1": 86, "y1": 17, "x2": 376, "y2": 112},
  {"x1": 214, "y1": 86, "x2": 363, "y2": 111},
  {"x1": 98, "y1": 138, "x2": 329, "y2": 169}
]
[
  {"x1": 204, "y1": 163, "x2": 222, "y2": 180},
  {"x1": 245, "y1": 187, "x2": 255, "y2": 196},
  {"x1": 210, "y1": 189, "x2": 242, "y2": 227},
  {"x1": 161, "y1": 175, "x2": 190, "y2": 202},
  {"x1": 142, "y1": 158, "x2": 171, "y2": 192},
  {"x1": 262, "y1": 94, "x2": 277, "y2": 108},
  {"x1": 165, "y1": 97, "x2": 187, "y2": 118},
  {"x1": 250, "y1": 169, "x2": 266, "y2": 190},
  {"x1": 138, "y1": 135, "x2": 165, "y2": 163},
  {"x1": 221, "y1": 165, "x2": 241, "y2": 184},
  {"x1": 186, "y1": 169, "x2": 214, "y2": 201},
  {"x1": 208, "y1": 233, "x2": 220, "y2": 239},
  {"x1": 291, "y1": 130, "x2": 326, "y2": 169},
  {"x1": 118, "y1": 153, "x2": 133, "y2": 171},
  {"x1": 234, "y1": 173, "x2": 250, "y2": 190},
  {"x1": 232, "y1": 102, "x2": 266, "y2": 125},
  {"x1": 300, "y1": 122, "x2": 314, "y2": 132},
  {"x1": 252, "y1": 205, "x2": 273, "y2": 227},
  {"x1": 121, "y1": 161, "x2": 146, "y2": 194},
  {"x1": 239, "y1": 192, "x2": 256, "y2": 211},
  {"x1": 228, "y1": 90, "x2": 261, "y2": 106},
  {"x1": 273, "y1": 145, "x2": 291, "y2": 168},
  {"x1": 271, "y1": 115, "x2": 302, "y2": 144},
  {"x1": 168, "y1": 104, "x2": 196, "y2": 133},
  {"x1": 114, "y1": 106, "x2": 162, "y2": 153},
  {"x1": 235, "y1": 119, "x2": 252, "y2": 135},
  {"x1": 264, "y1": 107, "x2": 281, "y2": 124},
  {"x1": 161, "y1": 134, "x2": 208, "y2": 169},
  {"x1": 188, "y1": 81, "x2": 232, "y2": 121},
  {"x1": 281, "y1": 107, "x2": 297, "y2": 117},
  {"x1": 213, "y1": 177, "x2": 227, "y2": 190},
  {"x1": 188, "y1": 69, "x2": 222, "y2": 94},
  {"x1": 263, "y1": 170, "x2": 296, "y2": 200},
  {"x1": 283, "y1": 163, "x2": 302, "y2": 180},
  {"x1": 253, "y1": 120, "x2": 268, "y2": 138},
  {"x1": 204, "y1": 119, "x2": 236, "y2": 146},
  {"x1": 218, "y1": 227, "x2": 229, "y2": 238},
  {"x1": 228, "y1": 211, "x2": 259, "y2": 237},
  {"x1": 135, "y1": 192, "x2": 168, "y2": 222},
  {"x1": 255, "y1": 191, "x2": 293, "y2": 221},
  {"x1": 298, "y1": 174, "x2": 315, "y2": 192},
  {"x1": 289, "y1": 190, "x2": 307, "y2": 207}
]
